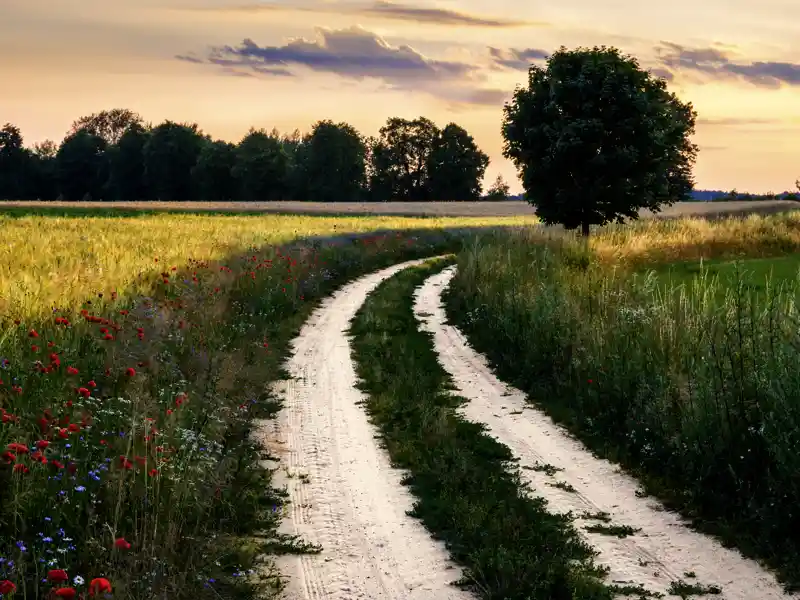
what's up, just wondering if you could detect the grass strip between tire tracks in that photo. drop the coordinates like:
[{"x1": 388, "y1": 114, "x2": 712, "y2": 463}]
[{"x1": 348, "y1": 258, "x2": 614, "y2": 600}]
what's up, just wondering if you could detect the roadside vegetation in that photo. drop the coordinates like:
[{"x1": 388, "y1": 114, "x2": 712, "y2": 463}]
[
  {"x1": 0, "y1": 213, "x2": 489, "y2": 599},
  {"x1": 349, "y1": 259, "x2": 616, "y2": 600},
  {"x1": 444, "y1": 212, "x2": 800, "y2": 590}
]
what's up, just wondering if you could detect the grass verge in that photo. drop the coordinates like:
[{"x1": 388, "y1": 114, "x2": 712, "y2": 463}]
[
  {"x1": 348, "y1": 258, "x2": 614, "y2": 599},
  {"x1": 0, "y1": 226, "x2": 474, "y2": 599},
  {"x1": 445, "y1": 227, "x2": 800, "y2": 590}
]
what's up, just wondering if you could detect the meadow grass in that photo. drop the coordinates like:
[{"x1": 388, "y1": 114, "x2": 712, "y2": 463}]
[
  {"x1": 0, "y1": 208, "x2": 516, "y2": 599},
  {"x1": 445, "y1": 211, "x2": 800, "y2": 590},
  {"x1": 0, "y1": 209, "x2": 535, "y2": 320},
  {"x1": 349, "y1": 259, "x2": 614, "y2": 600}
]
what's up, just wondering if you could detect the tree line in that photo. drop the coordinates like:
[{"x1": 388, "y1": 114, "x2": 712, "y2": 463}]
[{"x1": 0, "y1": 110, "x2": 512, "y2": 202}]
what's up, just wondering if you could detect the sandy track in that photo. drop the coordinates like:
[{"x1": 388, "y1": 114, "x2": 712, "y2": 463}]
[
  {"x1": 256, "y1": 259, "x2": 471, "y2": 600},
  {"x1": 414, "y1": 265, "x2": 794, "y2": 599},
  {"x1": 0, "y1": 199, "x2": 796, "y2": 219}
]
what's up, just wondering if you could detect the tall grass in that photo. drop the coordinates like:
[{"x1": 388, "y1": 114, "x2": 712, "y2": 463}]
[{"x1": 446, "y1": 224, "x2": 800, "y2": 589}]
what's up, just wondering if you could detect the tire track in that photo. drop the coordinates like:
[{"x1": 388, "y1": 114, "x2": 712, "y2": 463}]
[
  {"x1": 256, "y1": 259, "x2": 472, "y2": 600},
  {"x1": 414, "y1": 265, "x2": 794, "y2": 599}
]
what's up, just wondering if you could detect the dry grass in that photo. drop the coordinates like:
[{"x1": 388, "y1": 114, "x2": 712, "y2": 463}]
[
  {"x1": 0, "y1": 199, "x2": 796, "y2": 218},
  {"x1": 588, "y1": 211, "x2": 800, "y2": 266},
  {"x1": 0, "y1": 212, "x2": 533, "y2": 319}
]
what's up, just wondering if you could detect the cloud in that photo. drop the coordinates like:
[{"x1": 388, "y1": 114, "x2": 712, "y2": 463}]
[
  {"x1": 189, "y1": 1, "x2": 539, "y2": 27},
  {"x1": 355, "y1": 1, "x2": 535, "y2": 27},
  {"x1": 488, "y1": 47, "x2": 549, "y2": 70},
  {"x1": 697, "y1": 117, "x2": 780, "y2": 126},
  {"x1": 199, "y1": 27, "x2": 477, "y2": 81},
  {"x1": 655, "y1": 42, "x2": 800, "y2": 88},
  {"x1": 180, "y1": 26, "x2": 503, "y2": 106}
]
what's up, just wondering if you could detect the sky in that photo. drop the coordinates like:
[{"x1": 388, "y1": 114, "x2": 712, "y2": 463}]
[{"x1": 2, "y1": 0, "x2": 800, "y2": 194}]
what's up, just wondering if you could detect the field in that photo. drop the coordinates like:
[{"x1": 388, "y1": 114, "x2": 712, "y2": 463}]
[
  {"x1": 1, "y1": 203, "x2": 799, "y2": 600},
  {"x1": 0, "y1": 198, "x2": 796, "y2": 218}
]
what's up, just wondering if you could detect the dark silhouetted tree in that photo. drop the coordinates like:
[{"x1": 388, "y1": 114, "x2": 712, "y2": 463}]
[
  {"x1": 0, "y1": 123, "x2": 28, "y2": 199},
  {"x1": 426, "y1": 123, "x2": 489, "y2": 201},
  {"x1": 143, "y1": 121, "x2": 206, "y2": 201},
  {"x1": 485, "y1": 174, "x2": 511, "y2": 201},
  {"x1": 233, "y1": 129, "x2": 289, "y2": 201},
  {"x1": 29, "y1": 140, "x2": 59, "y2": 200},
  {"x1": 372, "y1": 117, "x2": 440, "y2": 201},
  {"x1": 70, "y1": 109, "x2": 144, "y2": 145},
  {"x1": 56, "y1": 130, "x2": 109, "y2": 200},
  {"x1": 193, "y1": 140, "x2": 237, "y2": 201},
  {"x1": 502, "y1": 45, "x2": 698, "y2": 237},
  {"x1": 295, "y1": 120, "x2": 367, "y2": 202},
  {"x1": 107, "y1": 123, "x2": 150, "y2": 201}
]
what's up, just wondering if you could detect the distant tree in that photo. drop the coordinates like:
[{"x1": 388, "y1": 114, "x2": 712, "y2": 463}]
[
  {"x1": 107, "y1": 123, "x2": 150, "y2": 201},
  {"x1": 502, "y1": 45, "x2": 698, "y2": 237},
  {"x1": 29, "y1": 140, "x2": 59, "y2": 200},
  {"x1": 56, "y1": 130, "x2": 109, "y2": 200},
  {"x1": 426, "y1": 123, "x2": 489, "y2": 201},
  {"x1": 0, "y1": 123, "x2": 29, "y2": 199},
  {"x1": 143, "y1": 121, "x2": 206, "y2": 201},
  {"x1": 69, "y1": 109, "x2": 144, "y2": 145},
  {"x1": 294, "y1": 120, "x2": 367, "y2": 202},
  {"x1": 192, "y1": 140, "x2": 237, "y2": 201},
  {"x1": 372, "y1": 117, "x2": 440, "y2": 201},
  {"x1": 485, "y1": 174, "x2": 511, "y2": 201},
  {"x1": 233, "y1": 128, "x2": 289, "y2": 201}
]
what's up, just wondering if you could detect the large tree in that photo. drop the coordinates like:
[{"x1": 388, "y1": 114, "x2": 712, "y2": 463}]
[
  {"x1": 371, "y1": 117, "x2": 440, "y2": 201},
  {"x1": 502, "y1": 45, "x2": 698, "y2": 236},
  {"x1": 69, "y1": 109, "x2": 144, "y2": 145},
  {"x1": 143, "y1": 121, "x2": 206, "y2": 201},
  {"x1": 426, "y1": 123, "x2": 489, "y2": 201},
  {"x1": 295, "y1": 120, "x2": 367, "y2": 202},
  {"x1": 0, "y1": 123, "x2": 29, "y2": 199},
  {"x1": 192, "y1": 140, "x2": 238, "y2": 201},
  {"x1": 29, "y1": 140, "x2": 59, "y2": 200},
  {"x1": 56, "y1": 130, "x2": 109, "y2": 200},
  {"x1": 233, "y1": 129, "x2": 289, "y2": 201},
  {"x1": 107, "y1": 123, "x2": 150, "y2": 201}
]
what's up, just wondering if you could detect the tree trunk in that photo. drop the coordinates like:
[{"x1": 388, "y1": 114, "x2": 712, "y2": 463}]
[{"x1": 581, "y1": 222, "x2": 590, "y2": 238}]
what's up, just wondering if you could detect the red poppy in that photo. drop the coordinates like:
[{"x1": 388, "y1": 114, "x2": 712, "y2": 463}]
[
  {"x1": 66, "y1": 366, "x2": 79, "y2": 375},
  {"x1": 88, "y1": 578, "x2": 112, "y2": 597},
  {"x1": 126, "y1": 367, "x2": 136, "y2": 377},
  {"x1": 31, "y1": 345, "x2": 39, "y2": 352},
  {"x1": 54, "y1": 587, "x2": 76, "y2": 599},
  {"x1": 2, "y1": 452, "x2": 15, "y2": 463},
  {"x1": 12, "y1": 464, "x2": 28, "y2": 473},
  {"x1": 114, "y1": 537, "x2": 131, "y2": 550},
  {"x1": 87, "y1": 380, "x2": 97, "y2": 388},
  {"x1": 0, "y1": 580, "x2": 16, "y2": 595},
  {"x1": 36, "y1": 440, "x2": 50, "y2": 450},
  {"x1": 52, "y1": 460, "x2": 65, "y2": 469},
  {"x1": 7, "y1": 443, "x2": 29, "y2": 454},
  {"x1": 78, "y1": 388, "x2": 90, "y2": 398},
  {"x1": 47, "y1": 569, "x2": 69, "y2": 583},
  {"x1": 28, "y1": 329, "x2": 39, "y2": 338},
  {"x1": 67, "y1": 423, "x2": 80, "y2": 433}
]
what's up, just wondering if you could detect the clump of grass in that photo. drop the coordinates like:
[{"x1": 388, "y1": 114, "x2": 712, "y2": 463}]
[
  {"x1": 528, "y1": 461, "x2": 564, "y2": 476},
  {"x1": 548, "y1": 481, "x2": 578, "y2": 493},
  {"x1": 581, "y1": 511, "x2": 612, "y2": 522},
  {"x1": 349, "y1": 259, "x2": 614, "y2": 599},
  {"x1": 445, "y1": 221, "x2": 800, "y2": 590},
  {"x1": 667, "y1": 579, "x2": 722, "y2": 598},
  {"x1": 584, "y1": 524, "x2": 641, "y2": 538}
]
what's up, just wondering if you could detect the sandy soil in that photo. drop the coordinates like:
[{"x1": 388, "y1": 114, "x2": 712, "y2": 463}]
[
  {"x1": 0, "y1": 199, "x2": 796, "y2": 219},
  {"x1": 413, "y1": 265, "x2": 795, "y2": 599},
  {"x1": 254, "y1": 259, "x2": 471, "y2": 600}
]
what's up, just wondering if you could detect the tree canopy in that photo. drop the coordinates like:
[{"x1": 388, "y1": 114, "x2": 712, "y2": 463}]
[
  {"x1": 502, "y1": 45, "x2": 698, "y2": 235},
  {"x1": 0, "y1": 111, "x2": 493, "y2": 202}
]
